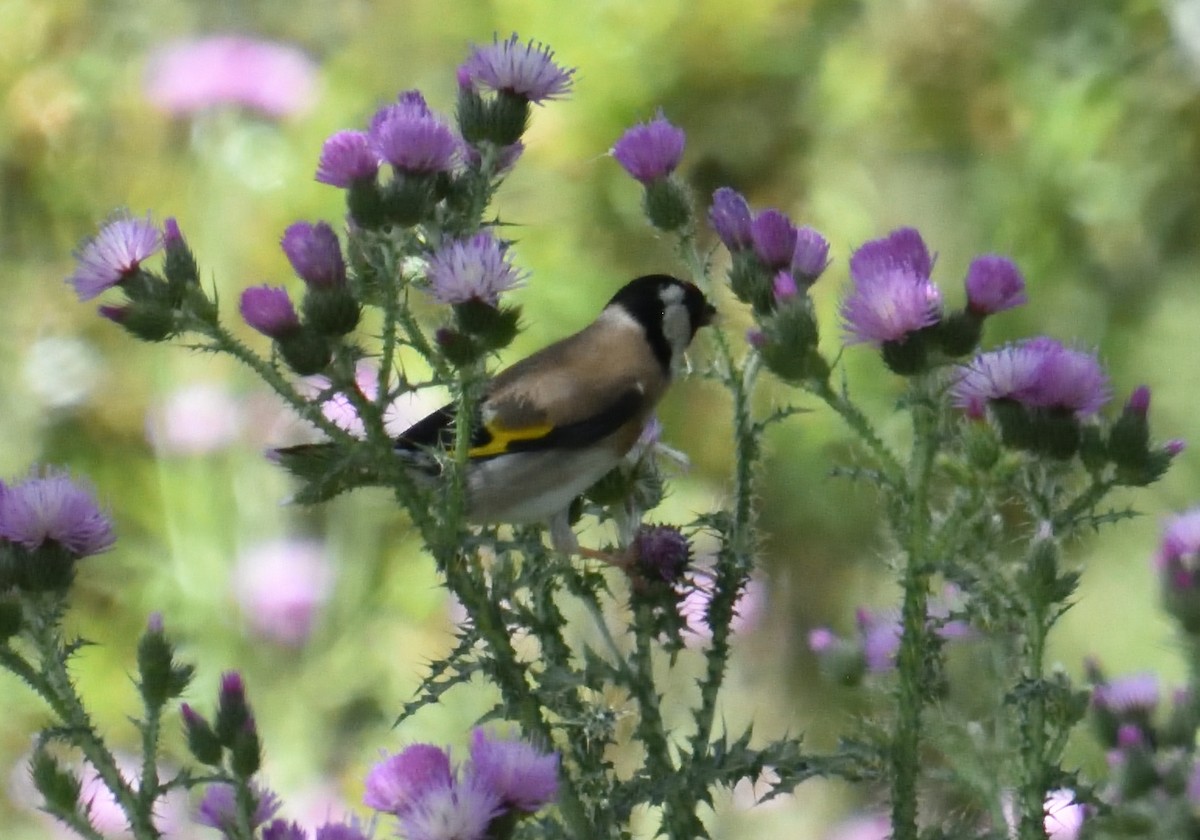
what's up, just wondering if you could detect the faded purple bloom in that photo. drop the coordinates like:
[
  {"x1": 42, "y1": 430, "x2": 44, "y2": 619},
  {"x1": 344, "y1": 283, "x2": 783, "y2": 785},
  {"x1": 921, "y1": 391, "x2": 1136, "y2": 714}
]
[
  {"x1": 364, "y1": 744, "x2": 453, "y2": 815},
  {"x1": 240, "y1": 285, "x2": 302, "y2": 339},
  {"x1": 145, "y1": 36, "x2": 317, "y2": 118},
  {"x1": 632, "y1": 524, "x2": 691, "y2": 583},
  {"x1": 316, "y1": 131, "x2": 379, "y2": 187},
  {"x1": 791, "y1": 226, "x2": 831, "y2": 282},
  {"x1": 840, "y1": 267, "x2": 942, "y2": 345},
  {"x1": 466, "y1": 729, "x2": 559, "y2": 812},
  {"x1": 745, "y1": 328, "x2": 767, "y2": 349},
  {"x1": 1158, "y1": 509, "x2": 1200, "y2": 577},
  {"x1": 146, "y1": 383, "x2": 244, "y2": 456},
  {"x1": 951, "y1": 338, "x2": 1110, "y2": 418},
  {"x1": 1166, "y1": 439, "x2": 1187, "y2": 456},
  {"x1": 196, "y1": 784, "x2": 281, "y2": 833},
  {"x1": 459, "y1": 34, "x2": 575, "y2": 103},
  {"x1": 68, "y1": 214, "x2": 162, "y2": 301},
  {"x1": 806, "y1": 627, "x2": 838, "y2": 654},
  {"x1": 680, "y1": 572, "x2": 766, "y2": 646},
  {"x1": 298, "y1": 361, "x2": 434, "y2": 440},
  {"x1": 399, "y1": 775, "x2": 502, "y2": 840},
  {"x1": 15, "y1": 753, "x2": 191, "y2": 839},
  {"x1": 1093, "y1": 672, "x2": 1160, "y2": 716},
  {"x1": 848, "y1": 227, "x2": 934, "y2": 282},
  {"x1": 0, "y1": 469, "x2": 114, "y2": 557},
  {"x1": 369, "y1": 102, "x2": 459, "y2": 175},
  {"x1": 281, "y1": 222, "x2": 346, "y2": 288},
  {"x1": 964, "y1": 254, "x2": 1027, "y2": 315},
  {"x1": 232, "y1": 538, "x2": 333, "y2": 646},
  {"x1": 772, "y1": 270, "x2": 799, "y2": 303},
  {"x1": 425, "y1": 231, "x2": 526, "y2": 306},
  {"x1": 749, "y1": 210, "x2": 798, "y2": 270},
  {"x1": 708, "y1": 188, "x2": 753, "y2": 251},
  {"x1": 1043, "y1": 789, "x2": 1085, "y2": 840},
  {"x1": 856, "y1": 607, "x2": 902, "y2": 673},
  {"x1": 611, "y1": 114, "x2": 686, "y2": 184},
  {"x1": 1126, "y1": 385, "x2": 1151, "y2": 417}
]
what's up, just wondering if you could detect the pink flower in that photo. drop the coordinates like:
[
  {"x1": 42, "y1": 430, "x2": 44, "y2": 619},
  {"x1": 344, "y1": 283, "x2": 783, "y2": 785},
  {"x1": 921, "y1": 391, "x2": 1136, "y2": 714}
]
[
  {"x1": 145, "y1": 36, "x2": 317, "y2": 118},
  {"x1": 232, "y1": 538, "x2": 334, "y2": 646}
]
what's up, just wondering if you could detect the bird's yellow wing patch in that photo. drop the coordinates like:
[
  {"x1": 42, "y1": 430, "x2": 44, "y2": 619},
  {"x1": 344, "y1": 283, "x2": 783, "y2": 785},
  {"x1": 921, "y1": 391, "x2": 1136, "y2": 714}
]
[{"x1": 468, "y1": 421, "x2": 556, "y2": 458}]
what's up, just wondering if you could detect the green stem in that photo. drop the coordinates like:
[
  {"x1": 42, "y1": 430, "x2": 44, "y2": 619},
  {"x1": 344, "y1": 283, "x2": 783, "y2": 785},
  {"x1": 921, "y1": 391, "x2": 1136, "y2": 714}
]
[
  {"x1": 1017, "y1": 604, "x2": 1049, "y2": 840},
  {"x1": 201, "y1": 324, "x2": 355, "y2": 445},
  {"x1": 1052, "y1": 476, "x2": 1115, "y2": 531},
  {"x1": 446, "y1": 559, "x2": 595, "y2": 838},
  {"x1": 630, "y1": 603, "x2": 674, "y2": 781},
  {"x1": 809, "y1": 378, "x2": 905, "y2": 486},
  {"x1": 26, "y1": 604, "x2": 161, "y2": 840},
  {"x1": 890, "y1": 386, "x2": 939, "y2": 840}
]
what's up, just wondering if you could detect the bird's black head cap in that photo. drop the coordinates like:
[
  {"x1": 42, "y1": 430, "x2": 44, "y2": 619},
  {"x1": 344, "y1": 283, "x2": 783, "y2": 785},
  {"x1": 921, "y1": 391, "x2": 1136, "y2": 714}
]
[{"x1": 607, "y1": 274, "x2": 716, "y2": 372}]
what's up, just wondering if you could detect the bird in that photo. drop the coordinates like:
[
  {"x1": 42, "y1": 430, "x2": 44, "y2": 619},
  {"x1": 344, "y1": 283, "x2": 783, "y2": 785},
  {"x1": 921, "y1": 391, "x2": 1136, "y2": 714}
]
[{"x1": 280, "y1": 274, "x2": 715, "y2": 553}]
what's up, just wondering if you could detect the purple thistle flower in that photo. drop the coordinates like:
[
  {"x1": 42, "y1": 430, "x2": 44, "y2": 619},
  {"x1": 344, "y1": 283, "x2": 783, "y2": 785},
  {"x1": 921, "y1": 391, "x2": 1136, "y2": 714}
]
[
  {"x1": 1092, "y1": 672, "x2": 1160, "y2": 715},
  {"x1": 68, "y1": 214, "x2": 163, "y2": 301},
  {"x1": 849, "y1": 227, "x2": 934, "y2": 282},
  {"x1": 806, "y1": 627, "x2": 838, "y2": 654},
  {"x1": 363, "y1": 744, "x2": 453, "y2": 815},
  {"x1": 951, "y1": 342, "x2": 1045, "y2": 414},
  {"x1": 791, "y1": 226, "x2": 831, "y2": 282},
  {"x1": 749, "y1": 210, "x2": 798, "y2": 270},
  {"x1": 708, "y1": 188, "x2": 753, "y2": 251},
  {"x1": 466, "y1": 729, "x2": 559, "y2": 812},
  {"x1": 951, "y1": 338, "x2": 1109, "y2": 418},
  {"x1": 0, "y1": 469, "x2": 115, "y2": 557},
  {"x1": 772, "y1": 270, "x2": 799, "y2": 303},
  {"x1": 459, "y1": 34, "x2": 575, "y2": 103},
  {"x1": 263, "y1": 821, "x2": 308, "y2": 840},
  {"x1": 1043, "y1": 789, "x2": 1086, "y2": 840},
  {"x1": 196, "y1": 784, "x2": 281, "y2": 833},
  {"x1": 314, "y1": 819, "x2": 372, "y2": 840},
  {"x1": 856, "y1": 608, "x2": 902, "y2": 673},
  {"x1": 840, "y1": 267, "x2": 942, "y2": 345},
  {"x1": 632, "y1": 524, "x2": 691, "y2": 584},
  {"x1": 369, "y1": 103, "x2": 459, "y2": 175},
  {"x1": 611, "y1": 114, "x2": 686, "y2": 184},
  {"x1": 425, "y1": 231, "x2": 526, "y2": 306},
  {"x1": 1156, "y1": 508, "x2": 1200, "y2": 582},
  {"x1": 163, "y1": 217, "x2": 184, "y2": 249},
  {"x1": 1125, "y1": 385, "x2": 1151, "y2": 417},
  {"x1": 1022, "y1": 339, "x2": 1110, "y2": 416},
  {"x1": 281, "y1": 222, "x2": 346, "y2": 289},
  {"x1": 98, "y1": 304, "x2": 131, "y2": 323},
  {"x1": 232, "y1": 538, "x2": 333, "y2": 646},
  {"x1": 398, "y1": 775, "x2": 503, "y2": 840},
  {"x1": 316, "y1": 131, "x2": 379, "y2": 187},
  {"x1": 964, "y1": 254, "x2": 1027, "y2": 315},
  {"x1": 240, "y1": 286, "x2": 301, "y2": 338},
  {"x1": 370, "y1": 90, "x2": 434, "y2": 129},
  {"x1": 145, "y1": 36, "x2": 317, "y2": 119},
  {"x1": 1166, "y1": 439, "x2": 1187, "y2": 456}
]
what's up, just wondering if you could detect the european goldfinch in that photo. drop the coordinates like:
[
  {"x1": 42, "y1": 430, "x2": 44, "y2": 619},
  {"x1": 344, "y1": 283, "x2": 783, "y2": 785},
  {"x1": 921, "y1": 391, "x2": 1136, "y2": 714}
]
[{"x1": 282, "y1": 274, "x2": 715, "y2": 552}]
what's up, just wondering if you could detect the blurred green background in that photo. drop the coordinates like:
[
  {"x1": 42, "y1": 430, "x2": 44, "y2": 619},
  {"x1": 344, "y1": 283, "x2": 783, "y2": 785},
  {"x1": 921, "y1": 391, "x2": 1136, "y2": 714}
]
[{"x1": 3, "y1": 0, "x2": 1200, "y2": 837}]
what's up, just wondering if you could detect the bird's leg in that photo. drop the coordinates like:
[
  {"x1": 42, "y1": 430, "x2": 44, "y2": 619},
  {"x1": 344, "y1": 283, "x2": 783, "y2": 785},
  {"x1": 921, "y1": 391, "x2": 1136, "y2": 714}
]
[{"x1": 547, "y1": 512, "x2": 631, "y2": 569}]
